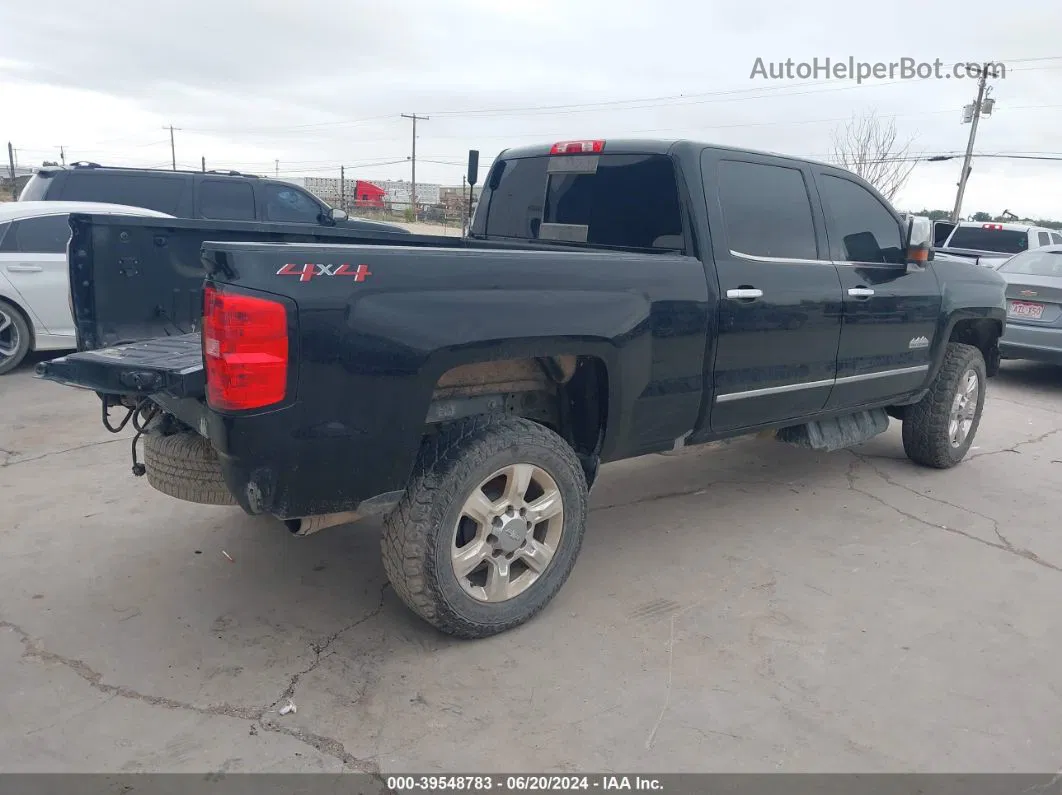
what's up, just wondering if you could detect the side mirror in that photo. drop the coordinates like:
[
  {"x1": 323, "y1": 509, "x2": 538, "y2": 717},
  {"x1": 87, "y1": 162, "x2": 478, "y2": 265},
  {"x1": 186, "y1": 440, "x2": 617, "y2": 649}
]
[
  {"x1": 467, "y1": 150, "x2": 480, "y2": 187},
  {"x1": 905, "y1": 215, "x2": 933, "y2": 265},
  {"x1": 330, "y1": 208, "x2": 348, "y2": 223}
]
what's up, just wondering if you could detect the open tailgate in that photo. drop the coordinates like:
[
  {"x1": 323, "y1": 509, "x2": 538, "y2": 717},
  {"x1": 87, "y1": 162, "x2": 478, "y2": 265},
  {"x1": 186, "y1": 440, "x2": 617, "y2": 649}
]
[{"x1": 36, "y1": 333, "x2": 204, "y2": 397}]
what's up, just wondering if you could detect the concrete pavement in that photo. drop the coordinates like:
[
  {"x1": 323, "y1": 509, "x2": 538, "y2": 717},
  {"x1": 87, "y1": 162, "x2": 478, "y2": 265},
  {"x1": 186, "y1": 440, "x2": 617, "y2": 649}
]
[{"x1": 1, "y1": 356, "x2": 1061, "y2": 774}]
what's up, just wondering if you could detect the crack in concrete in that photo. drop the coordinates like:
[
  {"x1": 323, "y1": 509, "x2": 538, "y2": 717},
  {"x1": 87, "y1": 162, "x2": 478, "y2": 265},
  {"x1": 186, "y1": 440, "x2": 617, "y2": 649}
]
[
  {"x1": 846, "y1": 454, "x2": 1062, "y2": 574},
  {"x1": 0, "y1": 582, "x2": 391, "y2": 777},
  {"x1": 592, "y1": 478, "x2": 791, "y2": 513},
  {"x1": 967, "y1": 428, "x2": 1062, "y2": 462},
  {"x1": 267, "y1": 582, "x2": 390, "y2": 714},
  {"x1": 0, "y1": 619, "x2": 262, "y2": 721},
  {"x1": 0, "y1": 437, "x2": 125, "y2": 468}
]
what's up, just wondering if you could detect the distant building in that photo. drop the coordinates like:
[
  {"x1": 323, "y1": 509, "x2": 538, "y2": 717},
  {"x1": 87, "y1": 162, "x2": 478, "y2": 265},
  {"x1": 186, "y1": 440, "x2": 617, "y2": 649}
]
[
  {"x1": 288, "y1": 176, "x2": 387, "y2": 210},
  {"x1": 378, "y1": 180, "x2": 441, "y2": 208}
]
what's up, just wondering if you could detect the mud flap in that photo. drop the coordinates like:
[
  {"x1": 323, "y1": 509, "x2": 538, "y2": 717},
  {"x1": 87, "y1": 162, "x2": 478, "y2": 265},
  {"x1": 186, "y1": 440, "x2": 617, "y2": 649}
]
[{"x1": 775, "y1": 408, "x2": 890, "y2": 452}]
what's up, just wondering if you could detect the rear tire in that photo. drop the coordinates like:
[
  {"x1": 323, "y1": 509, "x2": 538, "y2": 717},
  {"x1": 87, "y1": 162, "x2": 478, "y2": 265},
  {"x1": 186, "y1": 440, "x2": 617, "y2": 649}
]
[
  {"x1": 902, "y1": 342, "x2": 986, "y2": 469},
  {"x1": 143, "y1": 431, "x2": 237, "y2": 505},
  {"x1": 0, "y1": 299, "x2": 32, "y2": 376},
  {"x1": 382, "y1": 416, "x2": 588, "y2": 639}
]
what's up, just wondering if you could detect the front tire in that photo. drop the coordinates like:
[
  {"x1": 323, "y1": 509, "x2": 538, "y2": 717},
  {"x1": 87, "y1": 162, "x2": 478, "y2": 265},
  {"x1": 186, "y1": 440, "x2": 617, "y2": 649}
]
[
  {"x1": 0, "y1": 299, "x2": 32, "y2": 376},
  {"x1": 382, "y1": 416, "x2": 588, "y2": 639},
  {"x1": 902, "y1": 342, "x2": 986, "y2": 469}
]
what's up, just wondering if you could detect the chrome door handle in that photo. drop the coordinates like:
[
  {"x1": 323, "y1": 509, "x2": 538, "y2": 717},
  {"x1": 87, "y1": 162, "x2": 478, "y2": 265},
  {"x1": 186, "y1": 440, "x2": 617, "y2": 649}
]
[
  {"x1": 848, "y1": 287, "x2": 875, "y2": 298},
  {"x1": 727, "y1": 288, "x2": 763, "y2": 299},
  {"x1": 7, "y1": 264, "x2": 44, "y2": 273}
]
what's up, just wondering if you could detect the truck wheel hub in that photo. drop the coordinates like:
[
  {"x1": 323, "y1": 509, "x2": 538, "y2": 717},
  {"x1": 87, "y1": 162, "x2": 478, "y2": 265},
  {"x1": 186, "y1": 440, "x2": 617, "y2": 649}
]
[{"x1": 492, "y1": 512, "x2": 529, "y2": 553}]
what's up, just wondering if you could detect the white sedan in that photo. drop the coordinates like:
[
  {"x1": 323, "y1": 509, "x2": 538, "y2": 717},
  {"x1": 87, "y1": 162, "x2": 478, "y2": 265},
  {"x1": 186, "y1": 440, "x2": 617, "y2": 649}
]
[{"x1": 0, "y1": 201, "x2": 172, "y2": 374}]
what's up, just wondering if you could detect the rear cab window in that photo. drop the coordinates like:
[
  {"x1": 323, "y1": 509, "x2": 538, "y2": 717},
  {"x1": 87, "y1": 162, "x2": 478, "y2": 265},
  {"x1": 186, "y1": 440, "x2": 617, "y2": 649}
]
[
  {"x1": 946, "y1": 226, "x2": 1029, "y2": 254},
  {"x1": 474, "y1": 151, "x2": 685, "y2": 251}
]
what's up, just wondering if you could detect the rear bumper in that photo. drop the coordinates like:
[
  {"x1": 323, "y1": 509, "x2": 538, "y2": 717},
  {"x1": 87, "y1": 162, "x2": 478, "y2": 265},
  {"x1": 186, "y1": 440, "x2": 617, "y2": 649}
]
[
  {"x1": 152, "y1": 394, "x2": 405, "y2": 521},
  {"x1": 998, "y1": 322, "x2": 1062, "y2": 364}
]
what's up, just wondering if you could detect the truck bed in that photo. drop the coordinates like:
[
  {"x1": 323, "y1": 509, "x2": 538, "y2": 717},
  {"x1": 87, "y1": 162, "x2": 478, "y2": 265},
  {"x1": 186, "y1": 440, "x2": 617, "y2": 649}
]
[{"x1": 36, "y1": 334, "x2": 204, "y2": 397}]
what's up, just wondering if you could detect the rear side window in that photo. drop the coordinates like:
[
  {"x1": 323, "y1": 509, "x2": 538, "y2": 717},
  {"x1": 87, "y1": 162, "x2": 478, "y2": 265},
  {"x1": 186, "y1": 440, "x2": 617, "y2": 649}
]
[
  {"x1": 716, "y1": 160, "x2": 817, "y2": 260},
  {"x1": 818, "y1": 175, "x2": 904, "y2": 264},
  {"x1": 946, "y1": 226, "x2": 1029, "y2": 254},
  {"x1": 1037, "y1": 231, "x2": 1051, "y2": 247},
  {"x1": 0, "y1": 215, "x2": 70, "y2": 253},
  {"x1": 478, "y1": 154, "x2": 684, "y2": 250},
  {"x1": 199, "y1": 179, "x2": 255, "y2": 221},
  {"x1": 60, "y1": 172, "x2": 187, "y2": 215}
]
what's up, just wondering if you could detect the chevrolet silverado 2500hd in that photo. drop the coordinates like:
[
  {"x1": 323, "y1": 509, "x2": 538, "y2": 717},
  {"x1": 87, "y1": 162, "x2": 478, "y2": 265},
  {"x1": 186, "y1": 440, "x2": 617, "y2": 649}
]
[{"x1": 38, "y1": 139, "x2": 1007, "y2": 638}]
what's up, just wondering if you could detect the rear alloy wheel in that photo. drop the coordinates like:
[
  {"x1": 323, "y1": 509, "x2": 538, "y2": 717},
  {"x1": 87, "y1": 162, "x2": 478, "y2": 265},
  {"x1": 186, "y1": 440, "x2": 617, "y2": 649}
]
[
  {"x1": 451, "y1": 462, "x2": 565, "y2": 603},
  {"x1": 0, "y1": 299, "x2": 32, "y2": 376},
  {"x1": 902, "y1": 342, "x2": 987, "y2": 468},
  {"x1": 382, "y1": 416, "x2": 588, "y2": 639}
]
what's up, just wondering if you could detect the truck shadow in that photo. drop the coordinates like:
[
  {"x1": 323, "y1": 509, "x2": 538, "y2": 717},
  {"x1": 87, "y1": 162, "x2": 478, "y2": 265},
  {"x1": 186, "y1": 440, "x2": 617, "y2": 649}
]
[
  {"x1": 209, "y1": 434, "x2": 852, "y2": 646},
  {"x1": 994, "y1": 360, "x2": 1062, "y2": 391}
]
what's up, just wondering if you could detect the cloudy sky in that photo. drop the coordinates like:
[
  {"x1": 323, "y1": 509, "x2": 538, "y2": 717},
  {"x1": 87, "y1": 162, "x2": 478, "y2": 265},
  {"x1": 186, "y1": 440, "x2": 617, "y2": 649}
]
[{"x1": 2, "y1": 0, "x2": 1061, "y2": 217}]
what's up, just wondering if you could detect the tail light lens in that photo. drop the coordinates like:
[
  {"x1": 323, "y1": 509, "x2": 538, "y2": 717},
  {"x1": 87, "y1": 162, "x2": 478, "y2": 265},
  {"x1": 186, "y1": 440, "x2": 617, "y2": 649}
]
[{"x1": 203, "y1": 285, "x2": 288, "y2": 411}]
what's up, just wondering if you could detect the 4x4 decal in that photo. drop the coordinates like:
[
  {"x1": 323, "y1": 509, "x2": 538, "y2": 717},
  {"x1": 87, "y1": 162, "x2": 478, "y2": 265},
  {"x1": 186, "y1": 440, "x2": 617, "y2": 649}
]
[{"x1": 276, "y1": 263, "x2": 372, "y2": 283}]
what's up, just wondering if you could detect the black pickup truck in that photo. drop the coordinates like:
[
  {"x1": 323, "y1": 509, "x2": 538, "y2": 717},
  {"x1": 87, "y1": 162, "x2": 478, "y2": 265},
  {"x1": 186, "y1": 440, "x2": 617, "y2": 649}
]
[{"x1": 38, "y1": 139, "x2": 1007, "y2": 638}]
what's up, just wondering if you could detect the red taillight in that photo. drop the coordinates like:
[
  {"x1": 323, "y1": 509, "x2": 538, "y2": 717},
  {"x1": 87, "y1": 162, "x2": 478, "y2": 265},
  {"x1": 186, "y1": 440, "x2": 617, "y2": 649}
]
[
  {"x1": 982, "y1": 223, "x2": 1003, "y2": 230},
  {"x1": 549, "y1": 140, "x2": 605, "y2": 155},
  {"x1": 203, "y1": 285, "x2": 288, "y2": 411}
]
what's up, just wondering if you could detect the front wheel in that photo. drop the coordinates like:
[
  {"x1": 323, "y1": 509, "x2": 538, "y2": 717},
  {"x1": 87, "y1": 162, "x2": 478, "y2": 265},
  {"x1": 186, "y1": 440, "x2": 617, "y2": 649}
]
[
  {"x1": 902, "y1": 342, "x2": 987, "y2": 469},
  {"x1": 382, "y1": 416, "x2": 588, "y2": 639}
]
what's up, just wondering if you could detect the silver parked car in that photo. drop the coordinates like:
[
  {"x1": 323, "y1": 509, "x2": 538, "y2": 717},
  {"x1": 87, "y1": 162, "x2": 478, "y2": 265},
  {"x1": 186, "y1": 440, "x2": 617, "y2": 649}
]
[
  {"x1": 996, "y1": 244, "x2": 1062, "y2": 364},
  {"x1": 0, "y1": 201, "x2": 172, "y2": 374}
]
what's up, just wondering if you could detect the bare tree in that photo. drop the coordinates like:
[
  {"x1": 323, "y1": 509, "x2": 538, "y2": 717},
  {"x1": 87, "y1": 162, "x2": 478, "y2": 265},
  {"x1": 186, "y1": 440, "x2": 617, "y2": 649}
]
[{"x1": 830, "y1": 110, "x2": 918, "y2": 202}]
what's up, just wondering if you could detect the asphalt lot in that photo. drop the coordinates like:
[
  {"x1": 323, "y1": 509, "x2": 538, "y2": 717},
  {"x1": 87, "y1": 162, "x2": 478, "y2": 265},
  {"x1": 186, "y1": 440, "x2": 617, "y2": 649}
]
[{"x1": 2, "y1": 355, "x2": 1061, "y2": 775}]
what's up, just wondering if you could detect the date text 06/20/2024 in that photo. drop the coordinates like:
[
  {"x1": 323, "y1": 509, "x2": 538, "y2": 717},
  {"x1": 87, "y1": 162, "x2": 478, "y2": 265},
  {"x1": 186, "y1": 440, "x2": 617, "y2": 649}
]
[{"x1": 385, "y1": 776, "x2": 665, "y2": 791}]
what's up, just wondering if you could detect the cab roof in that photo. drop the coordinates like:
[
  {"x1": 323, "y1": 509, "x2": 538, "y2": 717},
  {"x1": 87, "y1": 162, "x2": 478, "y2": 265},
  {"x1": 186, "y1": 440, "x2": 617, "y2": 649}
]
[{"x1": 496, "y1": 138, "x2": 835, "y2": 169}]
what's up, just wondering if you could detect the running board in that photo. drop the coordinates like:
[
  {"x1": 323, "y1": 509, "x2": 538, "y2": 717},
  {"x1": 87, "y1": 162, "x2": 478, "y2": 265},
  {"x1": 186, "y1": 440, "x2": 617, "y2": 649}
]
[{"x1": 775, "y1": 408, "x2": 890, "y2": 452}]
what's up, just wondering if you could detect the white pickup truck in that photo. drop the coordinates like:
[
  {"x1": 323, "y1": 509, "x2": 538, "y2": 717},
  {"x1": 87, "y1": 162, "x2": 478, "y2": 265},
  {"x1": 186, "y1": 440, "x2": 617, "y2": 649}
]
[{"x1": 937, "y1": 221, "x2": 1062, "y2": 269}]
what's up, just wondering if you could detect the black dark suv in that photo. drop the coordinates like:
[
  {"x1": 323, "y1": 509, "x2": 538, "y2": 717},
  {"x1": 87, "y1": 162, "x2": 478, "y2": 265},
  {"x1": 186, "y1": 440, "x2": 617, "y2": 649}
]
[{"x1": 19, "y1": 163, "x2": 405, "y2": 234}]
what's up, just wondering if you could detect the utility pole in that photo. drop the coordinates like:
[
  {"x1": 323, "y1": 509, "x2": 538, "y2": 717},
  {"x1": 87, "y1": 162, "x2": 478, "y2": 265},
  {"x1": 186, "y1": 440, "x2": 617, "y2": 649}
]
[
  {"x1": 275, "y1": 159, "x2": 279, "y2": 178},
  {"x1": 401, "y1": 113, "x2": 429, "y2": 218},
  {"x1": 340, "y1": 165, "x2": 345, "y2": 212},
  {"x1": 201, "y1": 156, "x2": 206, "y2": 172},
  {"x1": 163, "y1": 125, "x2": 180, "y2": 170},
  {"x1": 59, "y1": 146, "x2": 66, "y2": 166},
  {"x1": 951, "y1": 65, "x2": 999, "y2": 222}
]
